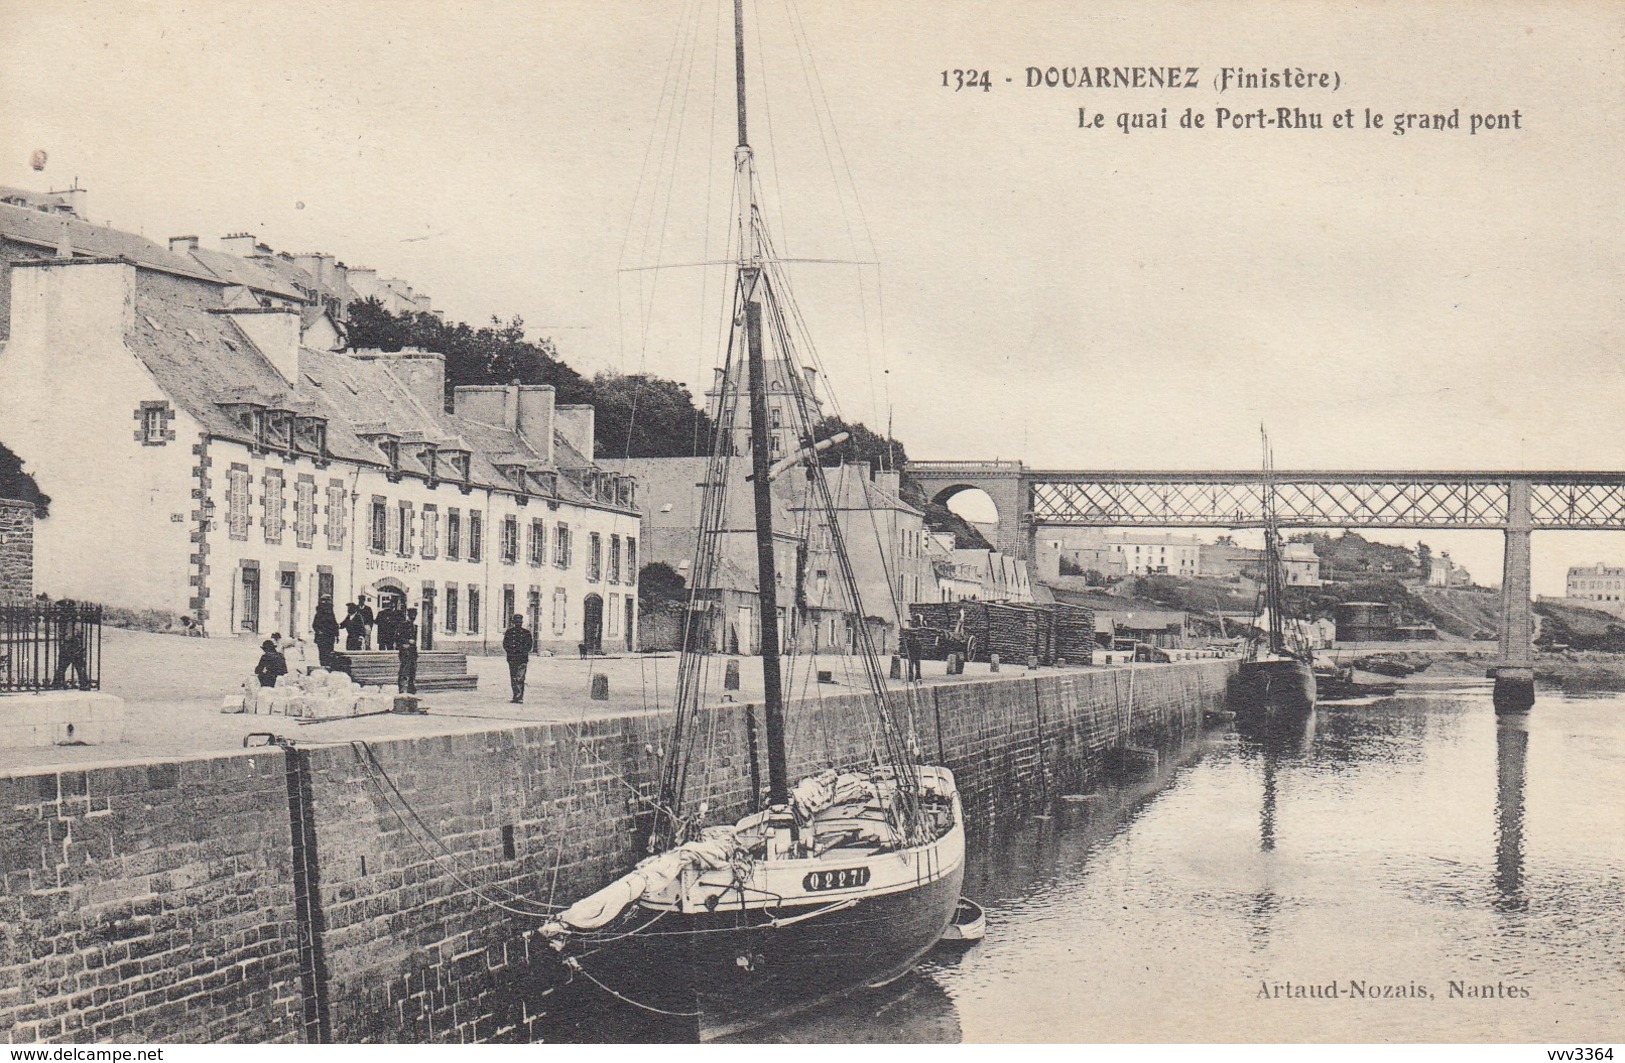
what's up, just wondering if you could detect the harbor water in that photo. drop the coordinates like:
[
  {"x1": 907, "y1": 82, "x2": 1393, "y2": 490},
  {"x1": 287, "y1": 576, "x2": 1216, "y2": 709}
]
[{"x1": 748, "y1": 680, "x2": 1625, "y2": 1043}]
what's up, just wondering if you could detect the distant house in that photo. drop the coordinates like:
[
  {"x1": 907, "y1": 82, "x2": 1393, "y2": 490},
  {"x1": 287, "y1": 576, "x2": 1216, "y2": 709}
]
[
  {"x1": 1281, "y1": 542, "x2": 1323, "y2": 586},
  {"x1": 1565, "y1": 562, "x2": 1625, "y2": 603}
]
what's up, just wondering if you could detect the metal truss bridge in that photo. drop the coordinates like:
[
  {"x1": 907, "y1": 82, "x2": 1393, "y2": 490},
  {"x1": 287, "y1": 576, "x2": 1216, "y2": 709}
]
[
  {"x1": 1021, "y1": 470, "x2": 1625, "y2": 531},
  {"x1": 904, "y1": 462, "x2": 1625, "y2": 699}
]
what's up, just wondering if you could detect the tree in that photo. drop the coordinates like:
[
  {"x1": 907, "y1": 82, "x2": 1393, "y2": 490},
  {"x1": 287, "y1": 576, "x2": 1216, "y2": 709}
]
[
  {"x1": 811, "y1": 417, "x2": 907, "y2": 472},
  {"x1": 638, "y1": 562, "x2": 688, "y2": 613},
  {"x1": 0, "y1": 441, "x2": 49, "y2": 515},
  {"x1": 1059, "y1": 556, "x2": 1085, "y2": 576},
  {"x1": 1416, "y1": 542, "x2": 1433, "y2": 582},
  {"x1": 591, "y1": 372, "x2": 714, "y2": 458}
]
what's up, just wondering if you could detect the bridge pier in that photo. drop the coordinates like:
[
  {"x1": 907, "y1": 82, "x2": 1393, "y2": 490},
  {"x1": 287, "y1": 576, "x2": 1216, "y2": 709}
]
[{"x1": 1494, "y1": 479, "x2": 1535, "y2": 714}]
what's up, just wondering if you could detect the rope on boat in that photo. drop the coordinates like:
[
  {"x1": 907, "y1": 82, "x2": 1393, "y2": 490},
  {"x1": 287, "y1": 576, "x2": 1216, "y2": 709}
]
[
  {"x1": 568, "y1": 959, "x2": 701, "y2": 1018},
  {"x1": 352, "y1": 740, "x2": 561, "y2": 917}
]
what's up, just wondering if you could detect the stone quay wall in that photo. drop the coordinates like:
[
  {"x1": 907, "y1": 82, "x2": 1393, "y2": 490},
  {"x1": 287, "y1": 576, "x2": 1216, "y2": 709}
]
[{"x1": 1, "y1": 659, "x2": 1234, "y2": 1044}]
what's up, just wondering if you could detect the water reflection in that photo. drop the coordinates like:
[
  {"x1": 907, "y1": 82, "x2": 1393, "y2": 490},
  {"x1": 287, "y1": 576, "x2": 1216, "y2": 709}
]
[
  {"x1": 1494, "y1": 716, "x2": 1528, "y2": 912},
  {"x1": 725, "y1": 971, "x2": 960, "y2": 1044}
]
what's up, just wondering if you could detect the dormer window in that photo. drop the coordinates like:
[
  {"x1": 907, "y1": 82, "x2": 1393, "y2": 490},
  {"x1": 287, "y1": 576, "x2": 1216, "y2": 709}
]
[
  {"x1": 262, "y1": 409, "x2": 295, "y2": 453},
  {"x1": 380, "y1": 438, "x2": 399, "y2": 473},
  {"x1": 443, "y1": 449, "x2": 471, "y2": 483},
  {"x1": 418, "y1": 445, "x2": 439, "y2": 484},
  {"x1": 293, "y1": 415, "x2": 328, "y2": 458}
]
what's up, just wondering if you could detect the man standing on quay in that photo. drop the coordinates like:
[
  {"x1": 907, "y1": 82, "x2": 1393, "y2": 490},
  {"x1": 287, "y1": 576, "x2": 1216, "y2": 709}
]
[
  {"x1": 503, "y1": 613, "x2": 534, "y2": 704},
  {"x1": 396, "y1": 607, "x2": 419, "y2": 695}
]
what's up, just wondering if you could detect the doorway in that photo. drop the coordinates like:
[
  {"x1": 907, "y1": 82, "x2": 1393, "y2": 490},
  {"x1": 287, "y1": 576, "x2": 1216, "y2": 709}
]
[
  {"x1": 277, "y1": 570, "x2": 297, "y2": 637},
  {"x1": 624, "y1": 596, "x2": 636, "y2": 651},
  {"x1": 419, "y1": 586, "x2": 436, "y2": 651},
  {"x1": 582, "y1": 594, "x2": 604, "y2": 654}
]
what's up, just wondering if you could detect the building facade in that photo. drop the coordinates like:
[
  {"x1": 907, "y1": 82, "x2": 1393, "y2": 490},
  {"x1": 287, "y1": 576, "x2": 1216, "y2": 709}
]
[
  {"x1": 1566, "y1": 562, "x2": 1625, "y2": 603},
  {"x1": 0, "y1": 256, "x2": 639, "y2": 654}
]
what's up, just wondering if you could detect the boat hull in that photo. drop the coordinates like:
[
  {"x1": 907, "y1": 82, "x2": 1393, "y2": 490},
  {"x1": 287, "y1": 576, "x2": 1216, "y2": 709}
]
[
  {"x1": 1233, "y1": 657, "x2": 1317, "y2": 716},
  {"x1": 570, "y1": 851, "x2": 963, "y2": 1041}
]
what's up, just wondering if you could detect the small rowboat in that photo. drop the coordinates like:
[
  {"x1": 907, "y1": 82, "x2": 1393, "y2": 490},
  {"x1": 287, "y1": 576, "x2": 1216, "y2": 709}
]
[{"x1": 939, "y1": 898, "x2": 986, "y2": 944}]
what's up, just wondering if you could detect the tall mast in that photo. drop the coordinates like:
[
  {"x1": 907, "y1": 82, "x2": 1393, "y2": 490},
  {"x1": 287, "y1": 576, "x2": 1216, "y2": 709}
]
[
  {"x1": 734, "y1": 0, "x2": 791, "y2": 812},
  {"x1": 1261, "y1": 428, "x2": 1286, "y2": 655}
]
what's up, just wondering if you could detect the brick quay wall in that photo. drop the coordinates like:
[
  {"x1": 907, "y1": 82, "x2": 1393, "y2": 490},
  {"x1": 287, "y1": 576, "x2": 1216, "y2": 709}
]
[{"x1": 1, "y1": 659, "x2": 1235, "y2": 1043}]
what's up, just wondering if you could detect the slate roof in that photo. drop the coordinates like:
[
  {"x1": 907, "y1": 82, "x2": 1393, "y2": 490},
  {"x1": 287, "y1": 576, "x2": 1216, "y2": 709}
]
[
  {"x1": 122, "y1": 273, "x2": 633, "y2": 512},
  {"x1": 185, "y1": 247, "x2": 308, "y2": 302},
  {"x1": 0, "y1": 202, "x2": 218, "y2": 282}
]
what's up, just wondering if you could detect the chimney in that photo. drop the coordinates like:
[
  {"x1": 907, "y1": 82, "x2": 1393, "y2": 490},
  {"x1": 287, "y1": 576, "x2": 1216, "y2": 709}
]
[
  {"x1": 169, "y1": 235, "x2": 199, "y2": 255},
  {"x1": 412, "y1": 293, "x2": 433, "y2": 313},
  {"x1": 45, "y1": 185, "x2": 86, "y2": 218},
  {"x1": 875, "y1": 469, "x2": 901, "y2": 499},
  {"x1": 216, "y1": 307, "x2": 300, "y2": 385},
  {"x1": 515, "y1": 385, "x2": 556, "y2": 464},
  {"x1": 554, "y1": 404, "x2": 596, "y2": 463},
  {"x1": 54, "y1": 219, "x2": 72, "y2": 258},
  {"x1": 452, "y1": 385, "x2": 512, "y2": 428},
  {"x1": 220, "y1": 232, "x2": 260, "y2": 256},
  {"x1": 351, "y1": 347, "x2": 447, "y2": 413}
]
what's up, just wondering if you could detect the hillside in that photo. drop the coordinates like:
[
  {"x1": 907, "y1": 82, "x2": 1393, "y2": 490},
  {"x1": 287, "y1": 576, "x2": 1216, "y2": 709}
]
[{"x1": 1534, "y1": 600, "x2": 1625, "y2": 652}]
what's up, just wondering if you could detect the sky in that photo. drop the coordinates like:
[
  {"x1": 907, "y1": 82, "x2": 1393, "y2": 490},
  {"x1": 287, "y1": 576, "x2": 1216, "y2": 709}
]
[{"x1": 2, "y1": 0, "x2": 1621, "y2": 594}]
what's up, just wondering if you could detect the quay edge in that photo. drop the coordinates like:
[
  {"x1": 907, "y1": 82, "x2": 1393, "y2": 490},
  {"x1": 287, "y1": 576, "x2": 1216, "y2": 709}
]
[{"x1": 0, "y1": 659, "x2": 1234, "y2": 1044}]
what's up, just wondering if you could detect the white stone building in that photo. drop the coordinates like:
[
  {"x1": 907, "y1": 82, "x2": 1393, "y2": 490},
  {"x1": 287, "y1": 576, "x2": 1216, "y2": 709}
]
[
  {"x1": 1566, "y1": 562, "x2": 1625, "y2": 603},
  {"x1": 0, "y1": 256, "x2": 640, "y2": 654}
]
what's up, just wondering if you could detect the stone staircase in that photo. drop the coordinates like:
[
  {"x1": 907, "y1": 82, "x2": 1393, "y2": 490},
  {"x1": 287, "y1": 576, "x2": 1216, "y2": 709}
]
[{"x1": 342, "y1": 651, "x2": 478, "y2": 692}]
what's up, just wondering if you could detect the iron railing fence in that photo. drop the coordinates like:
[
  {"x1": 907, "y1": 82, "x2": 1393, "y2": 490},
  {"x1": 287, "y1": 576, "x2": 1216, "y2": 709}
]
[{"x1": 0, "y1": 600, "x2": 103, "y2": 693}]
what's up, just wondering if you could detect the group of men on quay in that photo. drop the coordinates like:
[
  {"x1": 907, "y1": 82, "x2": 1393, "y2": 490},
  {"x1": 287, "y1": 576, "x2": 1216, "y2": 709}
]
[{"x1": 252, "y1": 592, "x2": 536, "y2": 703}]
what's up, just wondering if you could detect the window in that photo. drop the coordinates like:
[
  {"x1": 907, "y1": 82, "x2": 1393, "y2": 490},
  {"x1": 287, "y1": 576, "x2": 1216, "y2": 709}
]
[
  {"x1": 468, "y1": 585, "x2": 481, "y2": 634},
  {"x1": 294, "y1": 477, "x2": 317, "y2": 548},
  {"x1": 447, "y1": 508, "x2": 462, "y2": 560},
  {"x1": 262, "y1": 469, "x2": 285, "y2": 544},
  {"x1": 608, "y1": 535, "x2": 622, "y2": 584},
  {"x1": 626, "y1": 537, "x2": 637, "y2": 583},
  {"x1": 325, "y1": 480, "x2": 347, "y2": 550},
  {"x1": 317, "y1": 570, "x2": 334, "y2": 601},
  {"x1": 227, "y1": 464, "x2": 251, "y2": 541},
  {"x1": 469, "y1": 511, "x2": 483, "y2": 563},
  {"x1": 769, "y1": 405, "x2": 782, "y2": 428},
  {"x1": 554, "y1": 522, "x2": 572, "y2": 569},
  {"x1": 444, "y1": 586, "x2": 459, "y2": 633},
  {"x1": 502, "y1": 586, "x2": 515, "y2": 623},
  {"x1": 529, "y1": 519, "x2": 546, "y2": 566},
  {"x1": 552, "y1": 587, "x2": 568, "y2": 634},
  {"x1": 421, "y1": 505, "x2": 439, "y2": 559},
  {"x1": 501, "y1": 515, "x2": 519, "y2": 564},
  {"x1": 370, "y1": 497, "x2": 388, "y2": 553},
  {"x1": 607, "y1": 593, "x2": 620, "y2": 637},
  {"x1": 138, "y1": 403, "x2": 169, "y2": 446},
  {"x1": 239, "y1": 566, "x2": 260, "y2": 632},
  {"x1": 588, "y1": 532, "x2": 602, "y2": 582},
  {"x1": 397, "y1": 501, "x2": 414, "y2": 557}
]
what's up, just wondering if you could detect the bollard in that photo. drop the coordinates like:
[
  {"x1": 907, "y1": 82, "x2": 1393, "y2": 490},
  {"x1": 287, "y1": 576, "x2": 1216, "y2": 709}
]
[
  {"x1": 724, "y1": 659, "x2": 741, "y2": 691},
  {"x1": 1027, "y1": 655, "x2": 1039, "y2": 670},
  {"x1": 590, "y1": 673, "x2": 610, "y2": 700},
  {"x1": 989, "y1": 653, "x2": 1000, "y2": 673},
  {"x1": 890, "y1": 655, "x2": 903, "y2": 680}
]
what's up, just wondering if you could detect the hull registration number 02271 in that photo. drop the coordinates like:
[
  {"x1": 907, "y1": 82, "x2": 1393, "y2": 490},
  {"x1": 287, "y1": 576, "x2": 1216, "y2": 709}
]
[{"x1": 803, "y1": 866, "x2": 871, "y2": 892}]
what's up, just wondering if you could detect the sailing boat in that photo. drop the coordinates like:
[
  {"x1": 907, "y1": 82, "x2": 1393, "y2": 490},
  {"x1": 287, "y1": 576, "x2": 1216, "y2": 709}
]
[
  {"x1": 1233, "y1": 431, "x2": 1317, "y2": 718},
  {"x1": 539, "y1": 0, "x2": 964, "y2": 1039}
]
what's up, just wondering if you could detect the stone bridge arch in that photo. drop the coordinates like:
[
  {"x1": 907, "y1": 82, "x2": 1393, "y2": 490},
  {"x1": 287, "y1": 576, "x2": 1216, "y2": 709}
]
[{"x1": 904, "y1": 461, "x2": 1031, "y2": 558}]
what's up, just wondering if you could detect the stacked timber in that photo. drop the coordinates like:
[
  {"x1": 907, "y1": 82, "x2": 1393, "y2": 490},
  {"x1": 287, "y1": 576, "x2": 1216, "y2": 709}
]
[
  {"x1": 984, "y1": 603, "x2": 1053, "y2": 665},
  {"x1": 1049, "y1": 603, "x2": 1098, "y2": 663}
]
